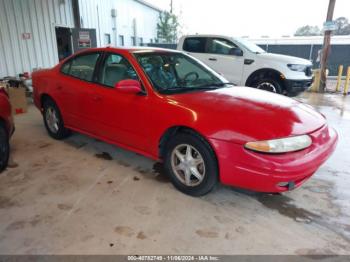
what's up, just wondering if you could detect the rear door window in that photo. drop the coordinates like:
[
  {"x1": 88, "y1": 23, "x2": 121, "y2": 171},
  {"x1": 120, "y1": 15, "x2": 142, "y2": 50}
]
[
  {"x1": 61, "y1": 62, "x2": 71, "y2": 74},
  {"x1": 61, "y1": 53, "x2": 100, "y2": 82},
  {"x1": 183, "y1": 37, "x2": 207, "y2": 53}
]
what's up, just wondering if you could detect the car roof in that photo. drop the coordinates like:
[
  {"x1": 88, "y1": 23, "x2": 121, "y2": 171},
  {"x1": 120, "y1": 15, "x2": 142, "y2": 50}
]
[
  {"x1": 180, "y1": 34, "x2": 236, "y2": 40},
  {"x1": 76, "y1": 46, "x2": 180, "y2": 54}
]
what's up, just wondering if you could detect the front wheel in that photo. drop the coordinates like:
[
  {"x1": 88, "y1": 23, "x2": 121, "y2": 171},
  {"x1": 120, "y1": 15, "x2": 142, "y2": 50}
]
[
  {"x1": 164, "y1": 132, "x2": 218, "y2": 196},
  {"x1": 253, "y1": 78, "x2": 283, "y2": 94},
  {"x1": 0, "y1": 125, "x2": 9, "y2": 173},
  {"x1": 43, "y1": 98, "x2": 70, "y2": 140}
]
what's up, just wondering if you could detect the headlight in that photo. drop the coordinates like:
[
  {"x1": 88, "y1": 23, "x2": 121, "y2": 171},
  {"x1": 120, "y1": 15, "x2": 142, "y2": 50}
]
[
  {"x1": 287, "y1": 64, "x2": 307, "y2": 72},
  {"x1": 245, "y1": 135, "x2": 312, "y2": 154}
]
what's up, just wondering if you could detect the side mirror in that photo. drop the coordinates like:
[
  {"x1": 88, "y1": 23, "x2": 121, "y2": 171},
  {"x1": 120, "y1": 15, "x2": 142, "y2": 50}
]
[
  {"x1": 114, "y1": 79, "x2": 143, "y2": 94},
  {"x1": 229, "y1": 48, "x2": 243, "y2": 56}
]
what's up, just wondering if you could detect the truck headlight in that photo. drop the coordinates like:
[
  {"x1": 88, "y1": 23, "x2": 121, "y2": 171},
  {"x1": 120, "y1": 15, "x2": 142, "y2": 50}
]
[
  {"x1": 245, "y1": 135, "x2": 312, "y2": 154},
  {"x1": 287, "y1": 64, "x2": 307, "y2": 72}
]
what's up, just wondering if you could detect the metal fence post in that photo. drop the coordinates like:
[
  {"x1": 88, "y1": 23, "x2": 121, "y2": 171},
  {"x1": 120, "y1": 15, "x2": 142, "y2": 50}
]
[
  {"x1": 311, "y1": 69, "x2": 321, "y2": 92},
  {"x1": 336, "y1": 65, "x2": 343, "y2": 92},
  {"x1": 344, "y1": 66, "x2": 350, "y2": 95}
]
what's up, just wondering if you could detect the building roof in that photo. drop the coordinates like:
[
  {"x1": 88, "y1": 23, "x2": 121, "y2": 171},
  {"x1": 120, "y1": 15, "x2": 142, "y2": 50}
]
[
  {"x1": 249, "y1": 35, "x2": 350, "y2": 45},
  {"x1": 134, "y1": 0, "x2": 163, "y2": 13}
]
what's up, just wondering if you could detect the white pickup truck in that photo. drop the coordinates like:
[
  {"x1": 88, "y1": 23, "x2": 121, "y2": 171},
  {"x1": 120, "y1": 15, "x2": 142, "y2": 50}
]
[{"x1": 177, "y1": 35, "x2": 313, "y2": 96}]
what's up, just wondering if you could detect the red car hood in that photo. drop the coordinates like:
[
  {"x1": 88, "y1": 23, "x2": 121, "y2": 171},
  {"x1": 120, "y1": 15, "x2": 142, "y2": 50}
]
[{"x1": 167, "y1": 87, "x2": 326, "y2": 143}]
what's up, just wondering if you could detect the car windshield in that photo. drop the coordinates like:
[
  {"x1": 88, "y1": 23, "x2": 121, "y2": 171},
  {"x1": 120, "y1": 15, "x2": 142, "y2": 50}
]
[
  {"x1": 235, "y1": 38, "x2": 266, "y2": 54},
  {"x1": 134, "y1": 52, "x2": 230, "y2": 94}
]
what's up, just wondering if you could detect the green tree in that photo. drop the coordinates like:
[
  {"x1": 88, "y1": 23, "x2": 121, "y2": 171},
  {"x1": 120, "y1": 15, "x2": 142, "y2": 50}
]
[
  {"x1": 157, "y1": 11, "x2": 179, "y2": 43},
  {"x1": 334, "y1": 17, "x2": 350, "y2": 35},
  {"x1": 294, "y1": 25, "x2": 321, "y2": 36}
]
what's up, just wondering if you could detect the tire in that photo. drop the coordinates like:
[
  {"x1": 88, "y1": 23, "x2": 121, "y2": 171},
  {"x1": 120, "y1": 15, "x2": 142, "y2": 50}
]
[
  {"x1": 0, "y1": 125, "x2": 9, "y2": 173},
  {"x1": 42, "y1": 98, "x2": 70, "y2": 140},
  {"x1": 253, "y1": 78, "x2": 283, "y2": 94},
  {"x1": 164, "y1": 131, "x2": 218, "y2": 196}
]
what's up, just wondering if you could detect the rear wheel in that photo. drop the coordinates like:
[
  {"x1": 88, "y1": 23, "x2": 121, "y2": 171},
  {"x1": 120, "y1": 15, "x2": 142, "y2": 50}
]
[
  {"x1": 253, "y1": 78, "x2": 283, "y2": 94},
  {"x1": 164, "y1": 132, "x2": 218, "y2": 196},
  {"x1": 43, "y1": 98, "x2": 70, "y2": 140},
  {"x1": 0, "y1": 125, "x2": 9, "y2": 172}
]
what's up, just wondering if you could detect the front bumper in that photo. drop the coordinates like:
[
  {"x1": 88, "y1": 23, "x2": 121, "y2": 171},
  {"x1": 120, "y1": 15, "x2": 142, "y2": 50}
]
[
  {"x1": 210, "y1": 125, "x2": 338, "y2": 193},
  {"x1": 284, "y1": 79, "x2": 312, "y2": 96}
]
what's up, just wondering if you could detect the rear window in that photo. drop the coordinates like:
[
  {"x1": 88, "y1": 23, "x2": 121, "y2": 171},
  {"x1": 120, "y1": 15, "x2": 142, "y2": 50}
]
[
  {"x1": 183, "y1": 37, "x2": 206, "y2": 53},
  {"x1": 61, "y1": 62, "x2": 71, "y2": 74}
]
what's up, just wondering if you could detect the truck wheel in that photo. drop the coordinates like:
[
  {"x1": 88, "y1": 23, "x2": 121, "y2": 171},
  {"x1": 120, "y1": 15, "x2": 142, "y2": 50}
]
[
  {"x1": 254, "y1": 78, "x2": 283, "y2": 94},
  {"x1": 0, "y1": 125, "x2": 9, "y2": 173},
  {"x1": 164, "y1": 131, "x2": 218, "y2": 196}
]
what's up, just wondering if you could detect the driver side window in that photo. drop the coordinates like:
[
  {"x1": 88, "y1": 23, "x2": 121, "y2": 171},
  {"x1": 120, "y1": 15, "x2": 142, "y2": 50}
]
[
  {"x1": 208, "y1": 38, "x2": 239, "y2": 55},
  {"x1": 97, "y1": 53, "x2": 138, "y2": 88}
]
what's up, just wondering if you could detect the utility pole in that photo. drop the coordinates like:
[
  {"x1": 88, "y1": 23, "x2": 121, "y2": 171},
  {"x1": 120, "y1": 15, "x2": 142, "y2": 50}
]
[
  {"x1": 170, "y1": 0, "x2": 173, "y2": 14},
  {"x1": 319, "y1": 0, "x2": 336, "y2": 92}
]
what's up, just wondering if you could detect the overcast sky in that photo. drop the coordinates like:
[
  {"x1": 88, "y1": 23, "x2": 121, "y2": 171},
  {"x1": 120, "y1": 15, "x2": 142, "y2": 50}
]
[{"x1": 148, "y1": 0, "x2": 350, "y2": 38}]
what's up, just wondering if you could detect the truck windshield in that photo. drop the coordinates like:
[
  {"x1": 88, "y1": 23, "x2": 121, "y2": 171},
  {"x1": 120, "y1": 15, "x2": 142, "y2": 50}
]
[
  {"x1": 134, "y1": 52, "x2": 230, "y2": 94},
  {"x1": 235, "y1": 38, "x2": 266, "y2": 54}
]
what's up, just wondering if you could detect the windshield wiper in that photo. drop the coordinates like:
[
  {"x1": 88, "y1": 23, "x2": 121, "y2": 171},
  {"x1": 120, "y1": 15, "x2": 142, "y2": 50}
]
[
  {"x1": 196, "y1": 82, "x2": 235, "y2": 88},
  {"x1": 216, "y1": 82, "x2": 235, "y2": 86},
  {"x1": 160, "y1": 82, "x2": 235, "y2": 94},
  {"x1": 160, "y1": 86, "x2": 216, "y2": 94}
]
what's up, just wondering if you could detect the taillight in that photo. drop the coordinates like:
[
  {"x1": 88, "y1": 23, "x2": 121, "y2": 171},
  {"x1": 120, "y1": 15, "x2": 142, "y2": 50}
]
[{"x1": 0, "y1": 87, "x2": 9, "y2": 98}]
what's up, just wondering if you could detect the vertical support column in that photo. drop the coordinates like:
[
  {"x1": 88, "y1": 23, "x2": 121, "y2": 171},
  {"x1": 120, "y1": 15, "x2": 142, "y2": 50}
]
[
  {"x1": 111, "y1": 9, "x2": 117, "y2": 47},
  {"x1": 72, "y1": 0, "x2": 81, "y2": 29},
  {"x1": 319, "y1": 0, "x2": 336, "y2": 92},
  {"x1": 309, "y1": 44, "x2": 314, "y2": 61}
]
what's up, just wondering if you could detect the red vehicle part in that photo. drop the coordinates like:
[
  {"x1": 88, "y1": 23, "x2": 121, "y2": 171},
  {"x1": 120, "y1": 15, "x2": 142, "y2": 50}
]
[
  {"x1": 0, "y1": 89, "x2": 14, "y2": 136},
  {"x1": 31, "y1": 47, "x2": 338, "y2": 195},
  {"x1": 0, "y1": 88, "x2": 14, "y2": 172}
]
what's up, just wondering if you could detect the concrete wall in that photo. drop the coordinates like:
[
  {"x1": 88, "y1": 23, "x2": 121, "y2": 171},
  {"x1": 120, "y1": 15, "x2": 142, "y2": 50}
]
[{"x1": 0, "y1": 0, "x2": 75, "y2": 77}]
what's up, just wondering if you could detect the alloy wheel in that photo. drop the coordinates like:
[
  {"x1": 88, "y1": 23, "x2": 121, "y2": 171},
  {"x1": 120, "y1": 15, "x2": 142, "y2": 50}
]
[
  {"x1": 45, "y1": 107, "x2": 59, "y2": 133},
  {"x1": 171, "y1": 144, "x2": 206, "y2": 187}
]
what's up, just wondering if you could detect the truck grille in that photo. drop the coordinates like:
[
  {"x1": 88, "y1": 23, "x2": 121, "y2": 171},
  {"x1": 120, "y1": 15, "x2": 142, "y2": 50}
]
[{"x1": 305, "y1": 66, "x2": 313, "y2": 77}]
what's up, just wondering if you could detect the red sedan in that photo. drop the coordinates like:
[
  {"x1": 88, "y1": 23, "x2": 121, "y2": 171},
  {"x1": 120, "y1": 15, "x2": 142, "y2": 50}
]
[
  {"x1": 0, "y1": 88, "x2": 14, "y2": 172},
  {"x1": 32, "y1": 47, "x2": 338, "y2": 196}
]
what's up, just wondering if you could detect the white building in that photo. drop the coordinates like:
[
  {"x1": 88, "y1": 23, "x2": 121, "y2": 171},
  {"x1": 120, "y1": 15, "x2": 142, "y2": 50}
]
[{"x1": 0, "y1": 0, "x2": 162, "y2": 77}]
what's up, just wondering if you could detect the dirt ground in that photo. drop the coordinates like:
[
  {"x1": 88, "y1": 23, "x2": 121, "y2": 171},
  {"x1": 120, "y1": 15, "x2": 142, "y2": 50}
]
[{"x1": 0, "y1": 91, "x2": 349, "y2": 255}]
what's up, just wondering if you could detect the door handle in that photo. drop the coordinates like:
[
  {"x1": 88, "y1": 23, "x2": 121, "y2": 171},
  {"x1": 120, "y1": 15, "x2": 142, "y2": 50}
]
[
  {"x1": 56, "y1": 85, "x2": 63, "y2": 90},
  {"x1": 209, "y1": 58, "x2": 217, "y2": 61}
]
